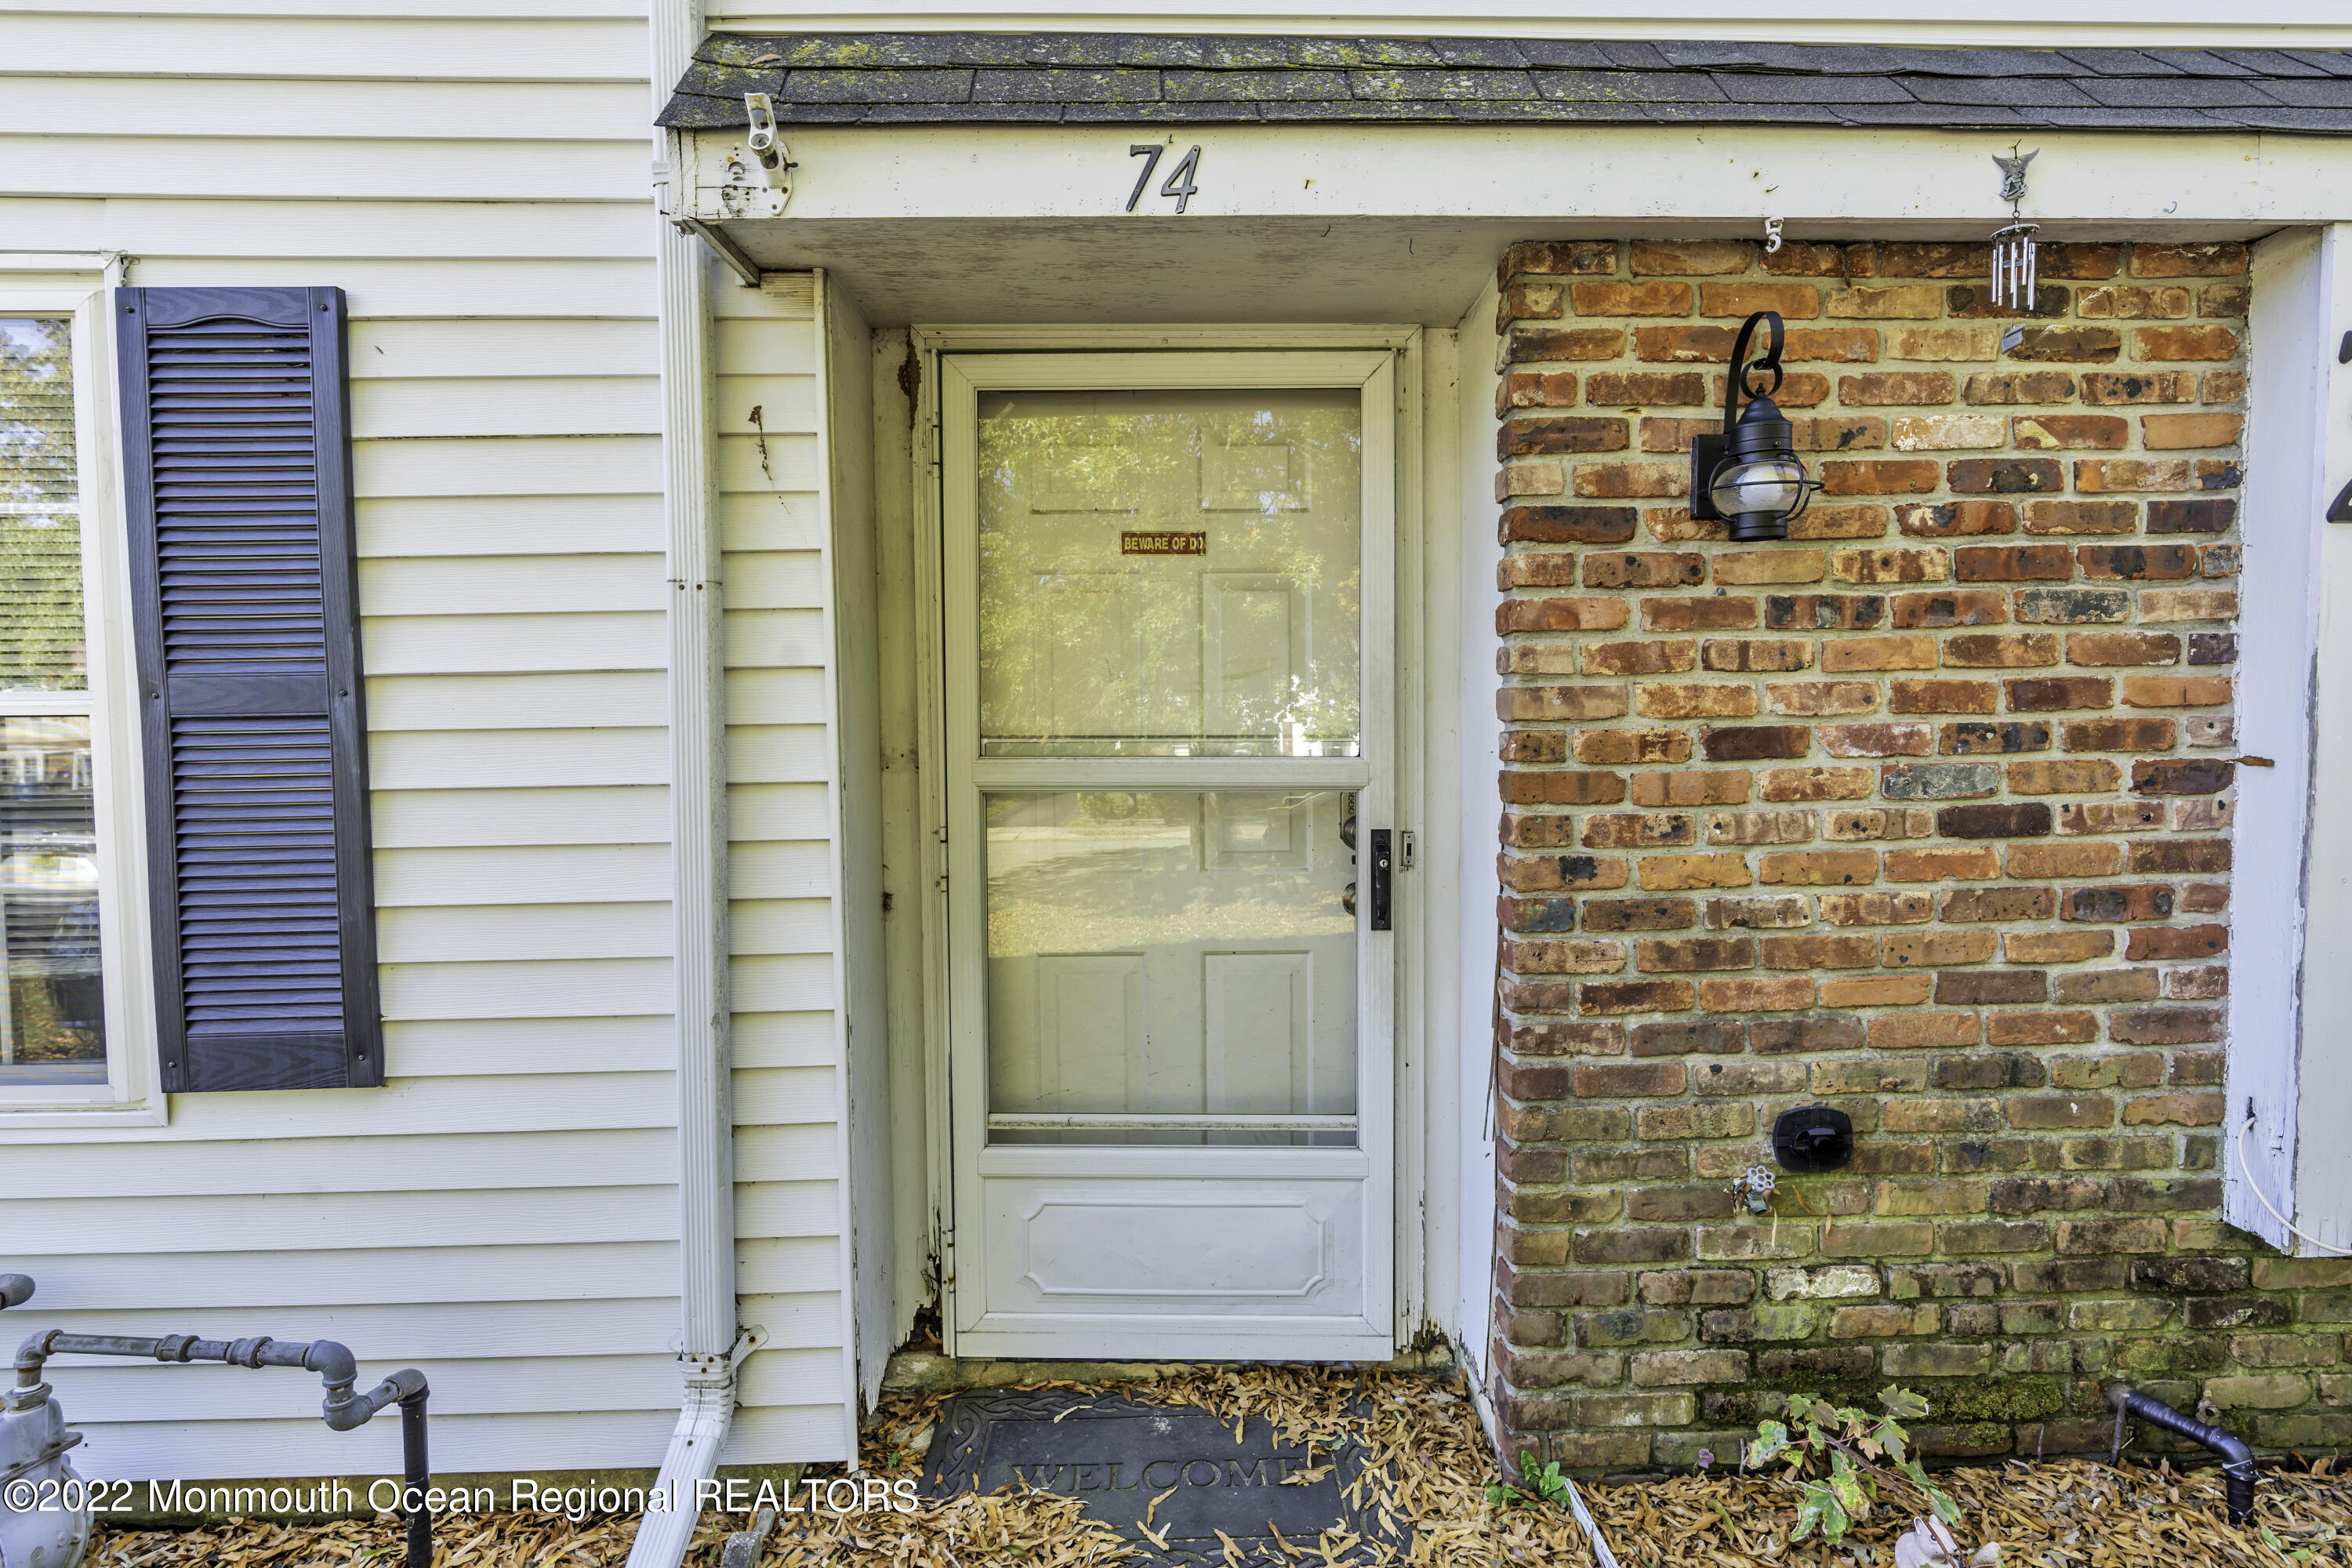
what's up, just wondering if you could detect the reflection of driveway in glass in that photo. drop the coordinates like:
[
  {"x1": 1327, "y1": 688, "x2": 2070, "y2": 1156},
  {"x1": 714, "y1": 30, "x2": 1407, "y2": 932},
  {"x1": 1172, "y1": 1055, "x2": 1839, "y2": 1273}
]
[
  {"x1": 986, "y1": 794, "x2": 1354, "y2": 959},
  {"x1": 2, "y1": 837, "x2": 101, "y2": 974},
  {"x1": 1, "y1": 842, "x2": 99, "y2": 903}
]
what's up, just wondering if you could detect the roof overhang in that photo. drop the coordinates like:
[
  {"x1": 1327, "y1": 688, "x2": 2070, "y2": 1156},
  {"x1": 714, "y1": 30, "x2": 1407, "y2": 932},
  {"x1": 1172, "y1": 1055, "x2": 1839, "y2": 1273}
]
[
  {"x1": 669, "y1": 121, "x2": 2352, "y2": 325},
  {"x1": 658, "y1": 33, "x2": 2352, "y2": 136}
]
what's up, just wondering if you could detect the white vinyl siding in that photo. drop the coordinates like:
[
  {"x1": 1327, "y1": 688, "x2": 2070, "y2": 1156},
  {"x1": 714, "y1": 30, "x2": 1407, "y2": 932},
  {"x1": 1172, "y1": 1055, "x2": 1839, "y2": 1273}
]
[
  {"x1": 0, "y1": 0, "x2": 847, "y2": 1479},
  {"x1": 714, "y1": 277, "x2": 857, "y2": 1461}
]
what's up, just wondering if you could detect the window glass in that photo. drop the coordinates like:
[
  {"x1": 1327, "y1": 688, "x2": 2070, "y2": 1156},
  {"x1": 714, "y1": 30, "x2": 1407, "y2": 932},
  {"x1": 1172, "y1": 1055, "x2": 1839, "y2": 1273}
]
[
  {"x1": 1, "y1": 318, "x2": 85, "y2": 692},
  {"x1": 0, "y1": 316, "x2": 106, "y2": 1087},
  {"x1": 0, "y1": 717, "x2": 103, "y2": 1083}
]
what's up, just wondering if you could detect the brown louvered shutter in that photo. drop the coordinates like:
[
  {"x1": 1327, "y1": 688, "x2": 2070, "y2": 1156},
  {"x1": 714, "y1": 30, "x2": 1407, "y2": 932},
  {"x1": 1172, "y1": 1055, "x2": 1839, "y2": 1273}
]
[{"x1": 116, "y1": 287, "x2": 381, "y2": 1092}]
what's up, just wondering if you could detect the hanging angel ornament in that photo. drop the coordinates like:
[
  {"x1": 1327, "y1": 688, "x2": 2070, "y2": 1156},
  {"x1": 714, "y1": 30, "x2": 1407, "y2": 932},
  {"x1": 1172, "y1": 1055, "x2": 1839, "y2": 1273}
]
[{"x1": 1990, "y1": 147, "x2": 2040, "y2": 311}]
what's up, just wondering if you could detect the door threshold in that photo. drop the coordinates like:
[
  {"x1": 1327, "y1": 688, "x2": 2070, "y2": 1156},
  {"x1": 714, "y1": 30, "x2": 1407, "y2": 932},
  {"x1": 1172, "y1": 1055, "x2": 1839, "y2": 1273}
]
[{"x1": 881, "y1": 1342, "x2": 1455, "y2": 1396}]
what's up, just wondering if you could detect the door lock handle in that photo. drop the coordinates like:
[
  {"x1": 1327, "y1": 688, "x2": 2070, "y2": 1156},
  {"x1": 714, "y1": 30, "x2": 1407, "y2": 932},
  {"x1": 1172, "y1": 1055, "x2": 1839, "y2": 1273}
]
[
  {"x1": 1368, "y1": 829, "x2": 1392, "y2": 931},
  {"x1": 1341, "y1": 882, "x2": 1356, "y2": 916}
]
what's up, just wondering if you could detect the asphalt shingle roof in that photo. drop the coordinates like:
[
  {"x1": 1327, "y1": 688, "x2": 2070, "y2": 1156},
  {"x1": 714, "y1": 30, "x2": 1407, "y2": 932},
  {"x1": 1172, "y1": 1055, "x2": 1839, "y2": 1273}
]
[{"x1": 655, "y1": 34, "x2": 2352, "y2": 132}]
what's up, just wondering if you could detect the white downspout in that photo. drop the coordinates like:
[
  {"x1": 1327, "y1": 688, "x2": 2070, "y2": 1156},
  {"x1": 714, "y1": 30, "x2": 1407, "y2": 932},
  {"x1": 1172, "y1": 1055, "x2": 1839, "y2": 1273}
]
[{"x1": 631, "y1": 0, "x2": 750, "y2": 1563}]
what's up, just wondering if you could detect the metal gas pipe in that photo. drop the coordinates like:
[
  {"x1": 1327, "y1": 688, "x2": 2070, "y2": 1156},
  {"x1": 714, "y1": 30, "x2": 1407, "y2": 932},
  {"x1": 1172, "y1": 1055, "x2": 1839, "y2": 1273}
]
[{"x1": 2, "y1": 1277, "x2": 434, "y2": 1568}]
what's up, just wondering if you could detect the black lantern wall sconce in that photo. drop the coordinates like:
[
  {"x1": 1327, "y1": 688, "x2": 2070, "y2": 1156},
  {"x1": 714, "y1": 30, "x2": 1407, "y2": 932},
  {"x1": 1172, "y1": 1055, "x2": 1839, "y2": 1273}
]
[{"x1": 1687, "y1": 309, "x2": 1822, "y2": 543}]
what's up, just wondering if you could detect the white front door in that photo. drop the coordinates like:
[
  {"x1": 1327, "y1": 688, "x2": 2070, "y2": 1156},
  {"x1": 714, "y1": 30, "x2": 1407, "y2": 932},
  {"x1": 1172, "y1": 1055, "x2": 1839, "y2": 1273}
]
[{"x1": 938, "y1": 350, "x2": 1396, "y2": 1359}]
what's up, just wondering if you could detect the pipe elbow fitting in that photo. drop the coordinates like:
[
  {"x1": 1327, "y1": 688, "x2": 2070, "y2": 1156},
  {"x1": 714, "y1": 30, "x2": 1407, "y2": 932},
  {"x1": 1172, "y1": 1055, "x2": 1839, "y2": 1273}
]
[
  {"x1": 15, "y1": 1329, "x2": 60, "y2": 1380},
  {"x1": 321, "y1": 1391, "x2": 374, "y2": 1432},
  {"x1": 303, "y1": 1340, "x2": 358, "y2": 1388},
  {"x1": 9, "y1": 1330, "x2": 63, "y2": 1410},
  {"x1": 0, "y1": 1275, "x2": 32, "y2": 1310},
  {"x1": 320, "y1": 1367, "x2": 426, "y2": 1431},
  {"x1": 2108, "y1": 1381, "x2": 2257, "y2": 1525}
]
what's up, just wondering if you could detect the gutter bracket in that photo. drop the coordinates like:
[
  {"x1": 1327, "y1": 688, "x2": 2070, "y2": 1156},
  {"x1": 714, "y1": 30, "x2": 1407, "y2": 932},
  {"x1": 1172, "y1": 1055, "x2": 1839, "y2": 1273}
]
[{"x1": 682, "y1": 1326, "x2": 768, "y2": 1384}]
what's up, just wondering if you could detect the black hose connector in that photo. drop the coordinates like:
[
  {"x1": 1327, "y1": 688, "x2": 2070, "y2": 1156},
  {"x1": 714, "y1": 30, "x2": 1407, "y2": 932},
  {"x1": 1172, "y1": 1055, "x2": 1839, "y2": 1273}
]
[{"x1": 2107, "y1": 1382, "x2": 2256, "y2": 1526}]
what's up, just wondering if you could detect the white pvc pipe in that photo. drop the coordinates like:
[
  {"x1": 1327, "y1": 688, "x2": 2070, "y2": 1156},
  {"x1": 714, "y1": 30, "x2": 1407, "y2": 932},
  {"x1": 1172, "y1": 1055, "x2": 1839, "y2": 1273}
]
[{"x1": 630, "y1": 0, "x2": 739, "y2": 1563}]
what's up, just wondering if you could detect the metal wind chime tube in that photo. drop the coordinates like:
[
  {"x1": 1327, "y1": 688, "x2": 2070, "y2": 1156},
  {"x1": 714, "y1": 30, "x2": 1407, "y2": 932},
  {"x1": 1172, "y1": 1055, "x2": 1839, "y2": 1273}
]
[
  {"x1": 1992, "y1": 222, "x2": 2038, "y2": 310},
  {"x1": 1990, "y1": 147, "x2": 2040, "y2": 313}
]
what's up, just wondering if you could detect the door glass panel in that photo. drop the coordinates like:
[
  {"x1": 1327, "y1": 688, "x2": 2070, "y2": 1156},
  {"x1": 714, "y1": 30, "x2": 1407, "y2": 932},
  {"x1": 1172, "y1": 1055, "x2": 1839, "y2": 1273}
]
[
  {"x1": 985, "y1": 789, "x2": 1357, "y2": 1145},
  {"x1": 975, "y1": 387, "x2": 1362, "y2": 757}
]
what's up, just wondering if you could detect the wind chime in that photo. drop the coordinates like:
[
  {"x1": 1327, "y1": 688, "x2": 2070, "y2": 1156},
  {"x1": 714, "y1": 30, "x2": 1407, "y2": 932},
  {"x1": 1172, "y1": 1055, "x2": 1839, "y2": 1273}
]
[{"x1": 1990, "y1": 147, "x2": 2040, "y2": 311}]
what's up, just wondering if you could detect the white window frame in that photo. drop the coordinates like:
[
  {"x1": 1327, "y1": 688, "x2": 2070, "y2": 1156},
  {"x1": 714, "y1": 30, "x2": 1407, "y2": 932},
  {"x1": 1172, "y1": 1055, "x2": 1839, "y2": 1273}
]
[{"x1": 0, "y1": 270, "x2": 165, "y2": 1126}]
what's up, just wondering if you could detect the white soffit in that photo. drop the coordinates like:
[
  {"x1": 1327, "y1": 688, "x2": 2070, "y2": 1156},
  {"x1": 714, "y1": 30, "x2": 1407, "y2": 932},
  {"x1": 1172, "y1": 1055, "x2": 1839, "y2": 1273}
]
[{"x1": 726, "y1": 218, "x2": 1539, "y2": 325}]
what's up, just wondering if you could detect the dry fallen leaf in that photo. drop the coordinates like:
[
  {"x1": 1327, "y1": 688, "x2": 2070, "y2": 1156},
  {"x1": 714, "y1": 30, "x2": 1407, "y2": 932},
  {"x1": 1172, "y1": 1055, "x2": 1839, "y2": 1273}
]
[{"x1": 79, "y1": 1368, "x2": 2352, "y2": 1568}]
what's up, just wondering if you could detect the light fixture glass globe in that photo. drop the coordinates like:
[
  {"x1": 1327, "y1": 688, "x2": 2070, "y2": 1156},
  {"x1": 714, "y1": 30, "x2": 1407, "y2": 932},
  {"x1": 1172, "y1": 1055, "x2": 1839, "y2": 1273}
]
[{"x1": 1708, "y1": 455, "x2": 1807, "y2": 521}]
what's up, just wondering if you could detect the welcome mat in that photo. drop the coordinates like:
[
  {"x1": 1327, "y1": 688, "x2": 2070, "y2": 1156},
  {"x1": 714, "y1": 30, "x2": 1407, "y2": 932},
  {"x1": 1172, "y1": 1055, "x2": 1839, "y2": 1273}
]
[{"x1": 918, "y1": 1388, "x2": 1401, "y2": 1565}]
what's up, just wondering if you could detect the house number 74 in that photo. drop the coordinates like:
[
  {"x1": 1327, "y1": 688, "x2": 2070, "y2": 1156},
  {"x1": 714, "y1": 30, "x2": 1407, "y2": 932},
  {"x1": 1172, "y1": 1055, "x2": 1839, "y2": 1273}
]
[{"x1": 1127, "y1": 144, "x2": 1202, "y2": 214}]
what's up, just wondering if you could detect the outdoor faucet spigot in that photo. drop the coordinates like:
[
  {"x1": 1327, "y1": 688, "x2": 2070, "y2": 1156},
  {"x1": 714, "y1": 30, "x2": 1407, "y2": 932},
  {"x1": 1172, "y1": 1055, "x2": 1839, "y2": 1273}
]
[{"x1": 1727, "y1": 1166, "x2": 1778, "y2": 1216}]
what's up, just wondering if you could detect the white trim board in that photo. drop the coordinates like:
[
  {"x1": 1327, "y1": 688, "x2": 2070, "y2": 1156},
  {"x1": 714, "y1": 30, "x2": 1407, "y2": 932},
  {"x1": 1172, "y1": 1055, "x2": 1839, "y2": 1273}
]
[
  {"x1": 703, "y1": 4, "x2": 2352, "y2": 47},
  {"x1": 1392, "y1": 325, "x2": 1433, "y2": 1344},
  {"x1": 1411, "y1": 321, "x2": 1465, "y2": 1360},
  {"x1": 885, "y1": 320, "x2": 1461, "y2": 1356},
  {"x1": 687, "y1": 125, "x2": 2350, "y2": 230},
  {"x1": 819, "y1": 272, "x2": 893, "y2": 1415},
  {"x1": 866, "y1": 324, "x2": 938, "y2": 1357},
  {"x1": 681, "y1": 126, "x2": 2352, "y2": 325},
  {"x1": 2237, "y1": 224, "x2": 2352, "y2": 1256},
  {"x1": 1449, "y1": 275, "x2": 1504, "y2": 1418}
]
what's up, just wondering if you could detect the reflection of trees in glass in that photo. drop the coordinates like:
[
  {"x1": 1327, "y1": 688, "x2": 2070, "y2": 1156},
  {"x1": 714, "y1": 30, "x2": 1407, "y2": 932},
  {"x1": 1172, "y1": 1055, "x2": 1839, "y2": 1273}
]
[
  {"x1": 975, "y1": 389, "x2": 1361, "y2": 756},
  {"x1": 0, "y1": 318, "x2": 84, "y2": 692}
]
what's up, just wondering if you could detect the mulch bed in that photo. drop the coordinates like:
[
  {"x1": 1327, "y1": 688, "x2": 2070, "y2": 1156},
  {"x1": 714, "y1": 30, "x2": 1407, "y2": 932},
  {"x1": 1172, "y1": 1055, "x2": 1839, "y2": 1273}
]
[
  {"x1": 80, "y1": 1367, "x2": 2352, "y2": 1566},
  {"x1": 1581, "y1": 1456, "x2": 2352, "y2": 1566}
]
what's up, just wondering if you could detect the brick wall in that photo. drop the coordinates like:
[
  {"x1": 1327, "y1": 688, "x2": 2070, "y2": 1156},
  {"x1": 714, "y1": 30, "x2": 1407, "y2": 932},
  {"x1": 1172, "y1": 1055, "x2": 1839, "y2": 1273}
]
[{"x1": 1487, "y1": 237, "x2": 2348, "y2": 1471}]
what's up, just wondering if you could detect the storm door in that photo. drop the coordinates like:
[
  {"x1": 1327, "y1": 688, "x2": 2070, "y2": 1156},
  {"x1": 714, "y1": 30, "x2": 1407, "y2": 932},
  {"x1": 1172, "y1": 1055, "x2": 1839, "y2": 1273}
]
[{"x1": 938, "y1": 350, "x2": 1396, "y2": 1359}]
